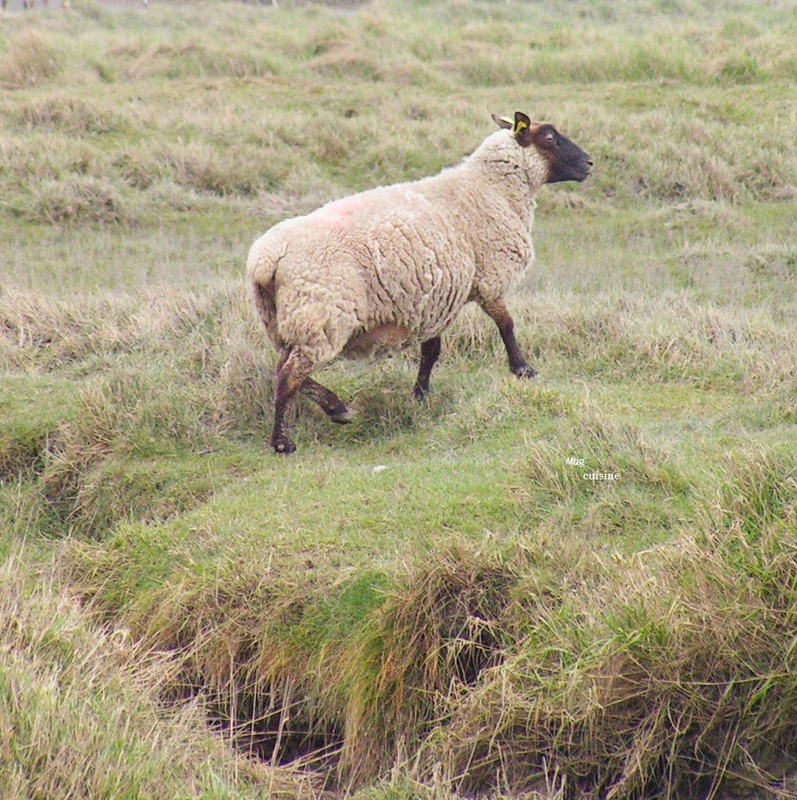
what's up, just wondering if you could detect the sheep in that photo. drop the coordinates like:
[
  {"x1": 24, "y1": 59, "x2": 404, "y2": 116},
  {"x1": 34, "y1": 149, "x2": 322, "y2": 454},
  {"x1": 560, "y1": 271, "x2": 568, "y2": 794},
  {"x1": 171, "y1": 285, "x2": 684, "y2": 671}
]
[{"x1": 247, "y1": 111, "x2": 592, "y2": 454}]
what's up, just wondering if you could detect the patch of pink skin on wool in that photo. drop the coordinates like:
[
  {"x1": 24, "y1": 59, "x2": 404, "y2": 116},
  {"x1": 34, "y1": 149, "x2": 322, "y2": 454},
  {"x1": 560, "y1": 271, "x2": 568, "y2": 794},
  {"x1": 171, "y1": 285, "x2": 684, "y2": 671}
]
[{"x1": 309, "y1": 196, "x2": 370, "y2": 228}]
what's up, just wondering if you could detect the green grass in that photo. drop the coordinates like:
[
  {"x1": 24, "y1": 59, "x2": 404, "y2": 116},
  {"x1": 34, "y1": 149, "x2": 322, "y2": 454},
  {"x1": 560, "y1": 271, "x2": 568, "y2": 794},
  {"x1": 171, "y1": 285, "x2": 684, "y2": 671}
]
[
  {"x1": 1, "y1": 0, "x2": 797, "y2": 798},
  {"x1": 0, "y1": 548, "x2": 317, "y2": 800}
]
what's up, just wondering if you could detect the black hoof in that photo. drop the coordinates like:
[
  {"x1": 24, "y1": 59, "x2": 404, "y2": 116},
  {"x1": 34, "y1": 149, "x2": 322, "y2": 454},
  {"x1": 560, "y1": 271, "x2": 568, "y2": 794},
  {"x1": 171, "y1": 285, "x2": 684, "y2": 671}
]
[
  {"x1": 412, "y1": 385, "x2": 429, "y2": 401},
  {"x1": 513, "y1": 364, "x2": 537, "y2": 379},
  {"x1": 328, "y1": 407, "x2": 352, "y2": 425},
  {"x1": 272, "y1": 439, "x2": 297, "y2": 455}
]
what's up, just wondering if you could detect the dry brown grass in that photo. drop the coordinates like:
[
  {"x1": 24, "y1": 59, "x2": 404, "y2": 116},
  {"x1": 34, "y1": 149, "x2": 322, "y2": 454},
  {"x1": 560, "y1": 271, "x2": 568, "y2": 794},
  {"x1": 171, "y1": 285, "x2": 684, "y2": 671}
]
[{"x1": 0, "y1": 547, "x2": 326, "y2": 800}]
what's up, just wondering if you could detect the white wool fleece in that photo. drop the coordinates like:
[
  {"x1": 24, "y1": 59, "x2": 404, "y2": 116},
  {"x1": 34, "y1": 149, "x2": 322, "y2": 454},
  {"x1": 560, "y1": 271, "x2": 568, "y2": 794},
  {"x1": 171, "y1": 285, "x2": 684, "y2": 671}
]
[{"x1": 247, "y1": 127, "x2": 547, "y2": 369}]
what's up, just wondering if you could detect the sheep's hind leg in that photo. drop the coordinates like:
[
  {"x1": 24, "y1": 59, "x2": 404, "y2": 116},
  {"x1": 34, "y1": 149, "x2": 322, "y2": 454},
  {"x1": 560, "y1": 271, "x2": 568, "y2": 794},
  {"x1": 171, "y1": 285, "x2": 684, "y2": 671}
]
[
  {"x1": 271, "y1": 348, "x2": 314, "y2": 455},
  {"x1": 301, "y1": 379, "x2": 351, "y2": 424},
  {"x1": 480, "y1": 298, "x2": 536, "y2": 378},
  {"x1": 413, "y1": 336, "x2": 442, "y2": 400}
]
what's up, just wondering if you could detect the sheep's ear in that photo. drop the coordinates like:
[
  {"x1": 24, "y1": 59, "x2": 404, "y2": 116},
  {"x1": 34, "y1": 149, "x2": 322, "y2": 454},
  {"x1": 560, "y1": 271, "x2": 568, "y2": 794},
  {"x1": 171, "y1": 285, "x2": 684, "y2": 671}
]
[
  {"x1": 512, "y1": 111, "x2": 534, "y2": 147},
  {"x1": 492, "y1": 114, "x2": 514, "y2": 130}
]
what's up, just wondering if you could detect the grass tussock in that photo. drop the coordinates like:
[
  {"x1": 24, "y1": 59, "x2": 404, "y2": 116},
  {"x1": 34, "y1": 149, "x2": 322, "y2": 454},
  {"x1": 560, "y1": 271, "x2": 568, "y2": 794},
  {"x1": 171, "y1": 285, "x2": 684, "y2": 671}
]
[
  {"x1": 518, "y1": 398, "x2": 691, "y2": 538},
  {"x1": 339, "y1": 545, "x2": 517, "y2": 783},
  {"x1": 712, "y1": 446, "x2": 797, "y2": 539},
  {"x1": 0, "y1": 548, "x2": 318, "y2": 800},
  {"x1": 122, "y1": 40, "x2": 280, "y2": 82},
  {"x1": 433, "y1": 522, "x2": 797, "y2": 799},
  {"x1": 28, "y1": 174, "x2": 131, "y2": 225},
  {"x1": 0, "y1": 32, "x2": 62, "y2": 89},
  {"x1": 6, "y1": 94, "x2": 128, "y2": 135},
  {"x1": 63, "y1": 514, "x2": 797, "y2": 797}
]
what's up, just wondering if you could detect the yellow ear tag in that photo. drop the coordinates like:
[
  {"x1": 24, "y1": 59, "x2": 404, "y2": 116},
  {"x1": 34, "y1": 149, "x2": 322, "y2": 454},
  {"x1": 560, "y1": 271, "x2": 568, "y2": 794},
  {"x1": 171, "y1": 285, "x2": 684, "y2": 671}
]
[{"x1": 513, "y1": 119, "x2": 529, "y2": 136}]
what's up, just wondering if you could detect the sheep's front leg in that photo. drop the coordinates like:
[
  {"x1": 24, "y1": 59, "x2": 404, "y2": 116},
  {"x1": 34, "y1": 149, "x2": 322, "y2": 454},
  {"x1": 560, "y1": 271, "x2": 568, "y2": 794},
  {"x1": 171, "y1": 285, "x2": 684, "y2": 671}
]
[
  {"x1": 480, "y1": 298, "x2": 536, "y2": 378},
  {"x1": 413, "y1": 336, "x2": 442, "y2": 400},
  {"x1": 271, "y1": 349, "x2": 313, "y2": 455}
]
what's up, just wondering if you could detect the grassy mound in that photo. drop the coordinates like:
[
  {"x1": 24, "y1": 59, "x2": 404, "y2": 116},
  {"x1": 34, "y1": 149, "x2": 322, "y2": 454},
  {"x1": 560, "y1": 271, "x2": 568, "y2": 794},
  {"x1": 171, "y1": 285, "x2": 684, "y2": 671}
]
[
  {"x1": 0, "y1": 548, "x2": 321, "y2": 800},
  {"x1": 437, "y1": 464, "x2": 797, "y2": 797},
  {"x1": 59, "y1": 459, "x2": 797, "y2": 797}
]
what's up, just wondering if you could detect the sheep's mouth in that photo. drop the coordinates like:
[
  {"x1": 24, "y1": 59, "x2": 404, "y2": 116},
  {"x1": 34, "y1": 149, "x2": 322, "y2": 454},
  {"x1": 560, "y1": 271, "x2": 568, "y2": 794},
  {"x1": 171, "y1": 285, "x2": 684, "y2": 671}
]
[
  {"x1": 545, "y1": 134, "x2": 592, "y2": 184},
  {"x1": 575, "y1": 158, "x2": 593, "y2": 181},
  {"x1": 548, "y1": 156, "x2": 592, "y2": 184}
]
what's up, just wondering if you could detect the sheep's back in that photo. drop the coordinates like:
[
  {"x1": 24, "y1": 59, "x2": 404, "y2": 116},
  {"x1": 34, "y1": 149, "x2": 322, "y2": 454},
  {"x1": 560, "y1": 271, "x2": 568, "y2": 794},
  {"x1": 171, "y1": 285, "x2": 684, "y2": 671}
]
[{"x1": 272, "y1": 184, "x2": 478, "y2": 346}]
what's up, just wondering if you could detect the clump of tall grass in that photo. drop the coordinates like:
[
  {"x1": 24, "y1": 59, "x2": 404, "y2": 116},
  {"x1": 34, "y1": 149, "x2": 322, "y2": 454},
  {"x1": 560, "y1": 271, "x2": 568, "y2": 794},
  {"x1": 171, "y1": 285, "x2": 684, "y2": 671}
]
[
  {"x1": 517, "y1": 398, "x2": 691, "y2": 538},
  {"x1": 0, "y1": 31, "x2": 62, "y2": 89},
  {"x1": 26, "y1": 175, "x2": 132, "y2": 225},
  {"x1": 431, "y1": 523, "x2": 797, "y2": 797},
  {"x1": 711, "y1": 446, "x2": 797, "y2": 539},
  {"x1": 338, "y1": 545, "x2": 517, "y2": 783},
  {"x1": 122, "y1": 40, "x2": 281, "y2": 81},
  {"x1": 64, "y1": 512, "x2": 797, "y2": 796},
  {"x1": 6, "y1": 94, "x2": 129, "y2": 135},
  {"x1": 0, "y1": 547, "x2": 316, "y2": 800}
]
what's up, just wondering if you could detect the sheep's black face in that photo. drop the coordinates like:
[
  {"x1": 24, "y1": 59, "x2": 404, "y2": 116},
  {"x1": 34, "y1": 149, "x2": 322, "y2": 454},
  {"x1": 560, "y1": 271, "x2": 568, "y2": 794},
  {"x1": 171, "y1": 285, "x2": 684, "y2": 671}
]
[
  {"x1": 529, "y1": 124, "x2": 592, "y2": 184},
  {"x1": 492, "y1": 112, "x2": 592, "y2": 183}
]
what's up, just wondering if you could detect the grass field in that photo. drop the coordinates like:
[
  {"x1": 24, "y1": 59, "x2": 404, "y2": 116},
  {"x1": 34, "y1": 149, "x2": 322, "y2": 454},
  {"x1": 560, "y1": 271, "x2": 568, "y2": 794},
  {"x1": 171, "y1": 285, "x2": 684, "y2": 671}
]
[{"x1": 1, "y1": 0, "x2": 797, "y2": 797}]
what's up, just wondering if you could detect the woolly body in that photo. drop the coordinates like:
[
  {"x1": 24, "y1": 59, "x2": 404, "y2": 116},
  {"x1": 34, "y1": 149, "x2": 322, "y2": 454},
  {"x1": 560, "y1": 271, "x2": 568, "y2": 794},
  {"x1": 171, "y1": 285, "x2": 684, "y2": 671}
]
[
  {"x1": 247, "y1": 112, "x2": 591, "y2": 453},
  {"x1": 248, "y1": 129, "x2": 541, "y2": 365}
]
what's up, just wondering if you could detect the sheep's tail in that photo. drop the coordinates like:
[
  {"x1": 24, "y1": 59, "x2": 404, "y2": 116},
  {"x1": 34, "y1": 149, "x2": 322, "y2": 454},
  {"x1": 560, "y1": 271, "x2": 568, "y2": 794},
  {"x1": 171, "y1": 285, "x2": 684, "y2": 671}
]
[
  {"x1": 247, "y1": 235, "x2": 282, "y2": 348},
  {"x1": 252, "y1": 279, "x2": 277, "y2": 333}
]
